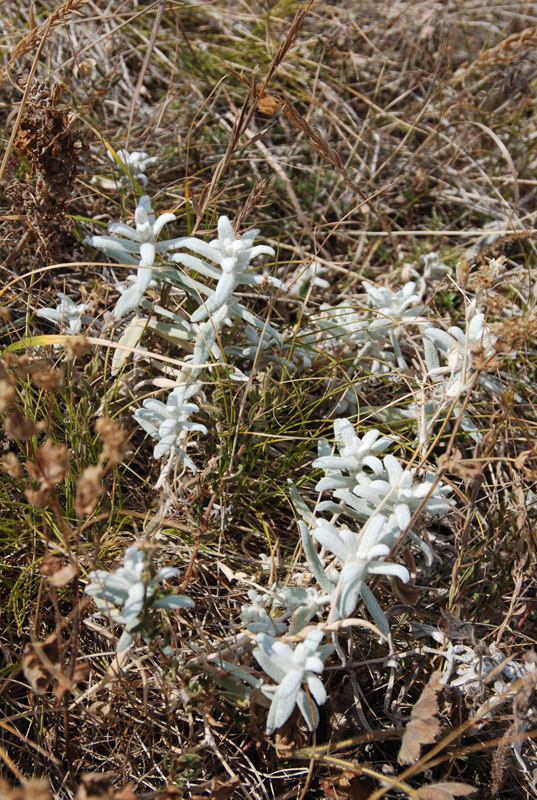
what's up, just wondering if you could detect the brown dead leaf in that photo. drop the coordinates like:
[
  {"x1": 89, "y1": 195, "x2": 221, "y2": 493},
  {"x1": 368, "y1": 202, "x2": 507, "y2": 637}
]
[
  {"x1": 23, "y1": 632, "x2": 89, "y2": 698},
  {"x1": 209, "y1": 775, "x2": 240, "y2": 800},
  {"x1": 322, "y1": 771, "x2": 376, "y2": 800},
  {"x1": 89, "y1": 700, "x2": 112, "y2": 719},
  {"x1": 114, "y1": 789, "x2": 136, "y2": 800},
  {"x1": 47, "y1": 563, "x2": 77, "y2": 587},
  {"x1": 41, "y1": 555, "x2": 77, "y2": 587},
  {"x1": 53, "y1": 661, "x2": 90, "y2": 700},
  {"x1": 22, "y1": 633, "x2": 59, "y2": 694},
  {"x1": 439, "y1": 609, "x2": 475, "y2": 642},
  {"x1": 76, "y1": 774, "x2": 135, "y2": 800},
  {"x1": 456, "y1": 255, "x2": 470, "y2": 288},
  {"x1": 437, "y1": 449, "x2": 482, "y2": 480},
  {"x1": 393, "y1": 548, "x2": 419, "y2": 605},
  {"x1": 398, "y1": 671, "x2": 443, "y2": 765},
  {"x1": 416, "y1": 782, "x2": 476, "y2": 799}
]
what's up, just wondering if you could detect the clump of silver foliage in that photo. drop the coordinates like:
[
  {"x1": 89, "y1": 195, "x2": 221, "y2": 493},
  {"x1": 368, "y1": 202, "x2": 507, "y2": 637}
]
[{"x1": 80, "y1": 146, "x2": 518, "y2": 737}]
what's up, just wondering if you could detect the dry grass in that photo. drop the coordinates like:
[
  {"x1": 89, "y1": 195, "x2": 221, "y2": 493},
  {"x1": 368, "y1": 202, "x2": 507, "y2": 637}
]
[{"x1": 1, "y1": 1, "x2": 537, "y2": 799}]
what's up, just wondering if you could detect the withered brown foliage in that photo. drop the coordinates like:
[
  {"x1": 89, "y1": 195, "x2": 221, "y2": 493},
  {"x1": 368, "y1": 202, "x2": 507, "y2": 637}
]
[
  {"x1": 467, "y1": 230, "x2": 537, "y2": 271},
  {"x1": 398, "y1": 671, "x2": 443, "y2": 765},
  {"x1": 22, "y1": 630, "x2": 89, "y2": 700},
  {"x1": 5, "y1": 79, "x2": 87, "y2": 263},
  {"x1": 75, "y1": 774, "x2": 136, "y2": 800}
]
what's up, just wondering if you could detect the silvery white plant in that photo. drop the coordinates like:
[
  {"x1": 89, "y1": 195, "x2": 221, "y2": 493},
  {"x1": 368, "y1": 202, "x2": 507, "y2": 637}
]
[
  {"x1": 420, "y1": 252, "x2": 451, "y2": 281},
  {"x1": 450, "y1": 646, "x2": 536, "y2": 770},
  {"x1": 312, "y1": 281, "x2": 429, "y2": 416},
  {"x1": 240, "y1": 581, "x2": 329, "y2": 638},
  {"x1": 85, "y1": 195, "x2": 181, "y2": 266},
  {"x1": 449, "y1": 643, "x2": 536, "y2": 696},
  {"x1": 288, "y1": 260, "x2": 330, "y2": 296},
  {"x1": 129, "y1": 214, "x2": 284, "y2": 481},
  {"x1": 360, "y1": 280, "x2": 428, "y2": 370},
  {"x1": 224, "y1": 325, "x2": 308, "y2": 381},
  {"x1": 313, "y1": 419, "x2": 451, "y2": 535},
  {"x1": 133, "y1": 381, "x2": 208, "y2": 474},
  {"x1": 316, "y1": 301, "x2": 368, "y2": 350},
  {"x1": 170, "y1": 215, "x2": 285, "y2": 344},
  {"x1": 423, "y1": 299, "x2": 501, "y2": 398},
  {"x1": 226, "y1": 327, "x2": 319, "y2": 381},
  {"x1": 189, "y1": 304, "x2": 230, "y2": 379},
  {"x1": 294, "y1": 418, "x2": 452, "y2": 634},
  {"x1": 317, "y1": 281, "x2": 426, "y2": 365},
  {"x1": 85, "y1": 545, "x2": 194, "y2": 652},
  {"x1": 346, "y1": 453, "x2": 452, "y2": 532},
  {"x1": 84, "y1": 195, "x2": 185, "y2": 317},
  {"x1": 313, "y1": 302, "x2": 372, "y2": 413},
  {"x1": 240, "y1": 589, "x2": 287, "y2": 637},
  {"x1": 225, "y1": 324, "x2": 281, "y2": 366},
  {"x1": 363, "y1": 280, "x2": 425, "y2": 325},
  {"x1": 253, "y1": 629, "x2": 334, "y2": 734},
  {"x1": 92, "y1": 148, "x2": 159, "y2": 190},
  {"x1": 36, "y1": 293, "x2": 95, "y2": 335},
  {"x1": 110, "y1": 149, "x2": 159, "y2": 188},
  {"x1": 400, "y1": 253, "x2": 451, "y2": 299},
  {"x1": 269, "y1": 584, "x2": 329, "y2": 634},
  {"x1": 353, "y1": 295, "x2": 508, "y2": 444},
  {"x1": 313, "y1": 419, "x2": 393, "y2": 488},
  {"x1": 310, "y1": 514, "x2": 409, "y2": 618}
]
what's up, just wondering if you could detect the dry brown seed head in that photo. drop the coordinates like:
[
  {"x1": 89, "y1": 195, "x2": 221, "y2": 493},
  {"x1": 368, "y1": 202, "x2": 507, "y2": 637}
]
[
  {"x1": 66, "y1": 333, "x2": 90, "y2": 359},
  {"x1": 74, "y1": 57, "x2": 97, "y2": 79},
  {"x1": 27, "y1": 439, "x2": 70, "y2": 487},
  {"x1": 0, "y1": 452, "x2": 23, "y2": 480},
  {"x1": 257, "y1": 94, "x2": 280, "y2": 115},
  {"x1": 4, "y1": 409, "x2": 47, "y2": 440},
  {"x1": 75, "y1": 464, "x2": 103, "y2": 515},
  {"x1": 0, "y1": 377, "x2": 16, "y2": 412},
  {"x1": 25, "y1": 487, "x2": 49, "y2": 508},
  {"x1": 95, "y1": 417, "x2": 129, "y2": 464},
  {"x1": 29, "y1": 361, "x2": 63, "y2": 392},
  {"x1": 2, "y1": 353, "x2": 29, "y2": 376}
]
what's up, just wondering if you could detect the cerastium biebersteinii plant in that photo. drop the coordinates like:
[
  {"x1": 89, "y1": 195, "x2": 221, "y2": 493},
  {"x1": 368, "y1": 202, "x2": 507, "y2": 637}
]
[
  {"x1": 253, "y1": 629, "x2": 334, "y2": 734},
  {"x1": 85, "y1": 545, "x2": 194, "y2": 653},
  {"x1": 303, "y1": 418, "x2": 452, "y2": 627},
  {"x1": 84, "y1": 194, "x2": 184, "y2": 319},
  {"x1": 81, "y1": 147, "x2": 519, "y2": 745},
  {"x1": 85, "y1": 172, "x2": 284, "y2": 486},
  {"x1": 217, "y1": 414, "x2": 453, "y2": 734}
]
